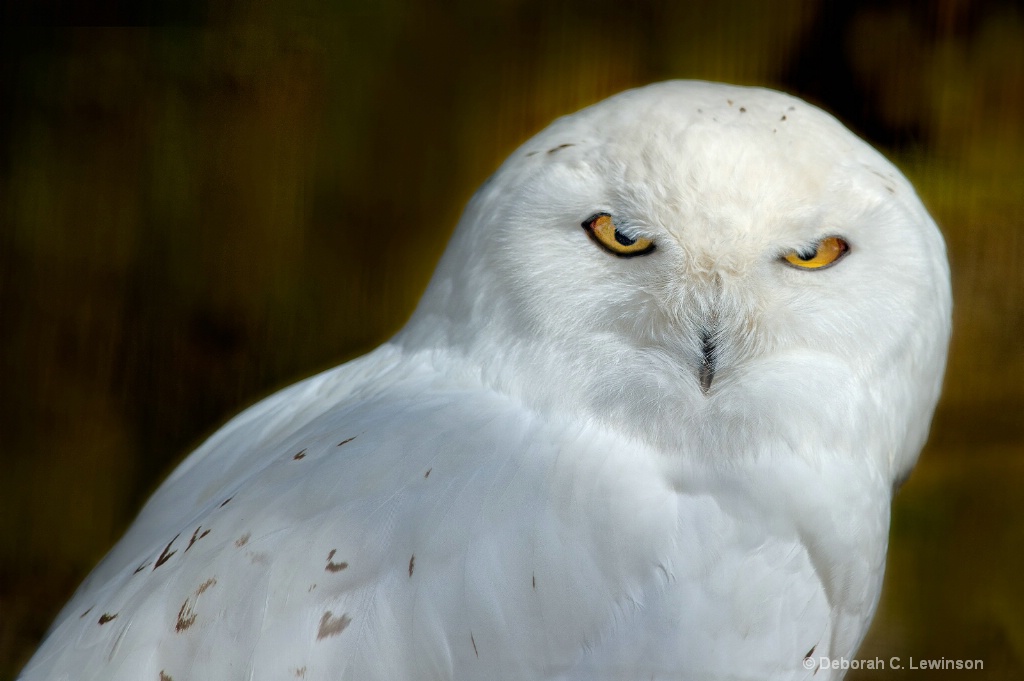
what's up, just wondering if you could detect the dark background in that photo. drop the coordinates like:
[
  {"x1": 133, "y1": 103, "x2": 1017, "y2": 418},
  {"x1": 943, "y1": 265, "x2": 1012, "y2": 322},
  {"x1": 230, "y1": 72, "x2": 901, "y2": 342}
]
[{"x1": 1, "y1": 0, "x2": 1022, "y2": 678}]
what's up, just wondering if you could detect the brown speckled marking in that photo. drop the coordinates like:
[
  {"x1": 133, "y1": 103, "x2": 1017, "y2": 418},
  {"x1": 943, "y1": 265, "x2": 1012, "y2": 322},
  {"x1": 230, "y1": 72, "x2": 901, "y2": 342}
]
[
  {"x1": 309, "y1": 583, "x2": 317, "y2": 592},
  {"x1": 317, "y1": 611, "x2": 352, "y2": 639},
  {"x1": 868, "y1": 168, "x2": 897, "y2": 195},
  {"x1": 219, "y1": 496, "x2": 233, "y2": 507},
  {"x1": 176, "y1": 600, "x2": 197, "y2": 632},
  {"x1": 134, "y1": 561, "x2": 150, "y2": 574},
  {"x1": 80, "y1": 606, "x2": 93, "y2": 618},
  {"x1": 424, "y1": 468, "x2": 431, "y2": 478},
  {"x1": 98, "y1": 612, "x2": 118, "y2": 625},
  {"x1": 326, "y1": 549, "x2": 348, "y2": 572},
  {"x1": 781, "y1": 114, "x2": 787, "y2": 121},
  {"x1": 185, "y1": 526, "x2": 210, "y2": 552},
  {"x1": 293, "y1": 449, "x2": 306, "y2": 460},
  {"x1": 547, "y1": 143, "x2": 574, "y2": 154},
  {"x1": 248, "y1": 551, "x2": 269, "y2": 565},
  {"x1": 154, "y1": 534, "x2": 180, "y2": 569},
  {"x1": 160, "y1": 672, "x2": 173, "y2": 681},
  {"x1": 727, "y1": 99, "x2": 733, "y2": 106},
  {"x1": 235, "y1": 532, "x2": 251, "y2": 547},
  {"x1": 532, "y1": 573, "x2": 536, "y2": 589},
  {"x1": 408, "y1": 554, "x2": 415, "y2": 577},
  {"x1": 295, "y1": 667, "x2": 306, "y2": 678},
  {"x1": 176, "y1": 578, "x2": 216, "y2": 633},
  {"x1": 471, "y1": 632, "x2": 478, "y2": 657},
  {"x1": 805, "y1": 644, "x2": 819, "y2": 674},
  {"x1": 337, "y1": 436, "x2": 356, "y2": 447}
]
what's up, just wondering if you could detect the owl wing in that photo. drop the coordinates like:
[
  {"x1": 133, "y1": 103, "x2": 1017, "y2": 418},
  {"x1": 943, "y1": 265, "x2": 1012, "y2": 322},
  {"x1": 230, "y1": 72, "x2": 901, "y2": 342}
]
[{"x1": 21, "y1": 345, "x2": 873, "y2": 681}]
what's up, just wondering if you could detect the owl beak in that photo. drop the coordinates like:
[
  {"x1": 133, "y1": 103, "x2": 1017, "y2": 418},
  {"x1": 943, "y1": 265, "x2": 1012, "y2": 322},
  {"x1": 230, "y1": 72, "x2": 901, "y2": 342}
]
[{"x1": 698, "y1": 329, "x2": 715, "y2": 395}]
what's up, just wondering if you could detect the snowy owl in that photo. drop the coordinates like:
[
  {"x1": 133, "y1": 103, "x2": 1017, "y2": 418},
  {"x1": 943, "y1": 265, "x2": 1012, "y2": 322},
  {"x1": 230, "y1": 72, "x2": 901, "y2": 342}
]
[{"x1": 20, "y1": 81, "x2": 950, "y2": 681}]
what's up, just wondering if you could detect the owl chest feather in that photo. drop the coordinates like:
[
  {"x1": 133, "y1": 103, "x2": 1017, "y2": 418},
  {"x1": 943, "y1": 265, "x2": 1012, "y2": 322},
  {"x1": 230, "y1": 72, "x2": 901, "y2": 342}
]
[{"x1": 24, "y1": 375, "x2": 888, "y2": 681}]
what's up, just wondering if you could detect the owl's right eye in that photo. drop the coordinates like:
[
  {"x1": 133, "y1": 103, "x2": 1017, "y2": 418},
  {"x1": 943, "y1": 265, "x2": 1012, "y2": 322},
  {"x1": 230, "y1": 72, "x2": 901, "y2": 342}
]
[{"x1": 582, "y1": 213, "x2": 656, "y2": 258}]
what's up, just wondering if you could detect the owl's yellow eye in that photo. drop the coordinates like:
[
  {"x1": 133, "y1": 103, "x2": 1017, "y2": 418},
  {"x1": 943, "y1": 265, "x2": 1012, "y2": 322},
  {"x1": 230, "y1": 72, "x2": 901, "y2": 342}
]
[
  {"x1": 782, "y1": 236, "x2": 849, "y2": 270},
  {"x1": 582, "y1": 213, "x2": 655, "y2": 257}
]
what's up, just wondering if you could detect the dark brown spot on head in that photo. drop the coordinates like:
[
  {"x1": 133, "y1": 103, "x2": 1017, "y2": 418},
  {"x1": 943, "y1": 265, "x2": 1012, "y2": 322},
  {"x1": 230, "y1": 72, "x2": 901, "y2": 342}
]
[
  {"x1": 160, "y1": 672, "x2": 174, "y2": 681},
  {"x1": 727, "y1": 99, "x2": 733, "y2": 106},
  {"x1": 781, "y1": 114, "x2": 787, "y2": 121},
  {"x1": 739, "y1": 107, "x2": 746, "y2": 113},
  {"x1": 154, "y1": 534, "x2": 180, "y2": 569},
  {"x1": 220, "y1": 496, "x2": 233, "y2": 507},
  {"x1": 547, "y1": 143, "x2": 574, "y2": 154},
  {"x1": 337, "y1": 437, "x2": 356, "y2": 447},
  {"x1": 235, "y1": 532, "x2": 251, "y2": 547},
  {"x1": 317, "y1": 611, "x2": 352, "y2": 639},
  {"x1": 196, "y1": 577, "x2": 217, "y2": 595},
  {"x1": 80, "y1": 606, "x2": 93, "y2": 618},
  {"x1": 134, "y1": 561, "x2": 150, "y2": 574},
  {"x1": 98, "y1": 612, "x2": 118, "y2": 625},
  {"x1": 293, "y1": 449, "x2": 306, "y2": 460},
  {"x1": 408, "y1": 554, "x2": 415, "y2": 577},
  {"x1": 424, "y1": 468, "x2": 431, "y2": 478}
]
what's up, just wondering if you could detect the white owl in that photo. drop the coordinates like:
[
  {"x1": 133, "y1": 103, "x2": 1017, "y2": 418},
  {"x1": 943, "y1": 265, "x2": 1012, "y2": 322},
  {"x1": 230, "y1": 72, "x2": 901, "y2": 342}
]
[{"x1": 20, "y1": 81, "x2": 951, "y2": 681}]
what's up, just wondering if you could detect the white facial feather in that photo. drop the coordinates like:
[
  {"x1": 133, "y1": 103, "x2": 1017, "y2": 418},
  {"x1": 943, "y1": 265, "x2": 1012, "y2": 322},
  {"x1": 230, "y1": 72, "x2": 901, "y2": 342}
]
[
  {"x1": 21, "y1": 81, "x2": 950, "y2": 681},
  {"x1": 402, "y1": 80, "x2": 950, "y2": 478}
]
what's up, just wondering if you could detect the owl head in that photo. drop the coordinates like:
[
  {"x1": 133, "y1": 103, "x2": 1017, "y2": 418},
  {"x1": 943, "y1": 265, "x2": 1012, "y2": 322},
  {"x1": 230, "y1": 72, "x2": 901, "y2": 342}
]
[{"x1": 399, "y1": 81, "x2": 951, "y2": 485}]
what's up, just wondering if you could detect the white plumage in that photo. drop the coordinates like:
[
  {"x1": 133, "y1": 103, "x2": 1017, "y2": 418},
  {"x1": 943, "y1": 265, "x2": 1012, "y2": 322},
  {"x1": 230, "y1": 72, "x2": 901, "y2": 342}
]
[{"x1": 20, "y1": 81, "x2": 951, "y2": 681}]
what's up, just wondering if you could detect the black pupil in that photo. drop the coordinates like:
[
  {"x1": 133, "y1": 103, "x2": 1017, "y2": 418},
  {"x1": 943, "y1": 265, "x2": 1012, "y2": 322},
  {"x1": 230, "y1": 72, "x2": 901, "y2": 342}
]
[{"x1": 614, "y1": 230, "x2": 636, "y2": 247}]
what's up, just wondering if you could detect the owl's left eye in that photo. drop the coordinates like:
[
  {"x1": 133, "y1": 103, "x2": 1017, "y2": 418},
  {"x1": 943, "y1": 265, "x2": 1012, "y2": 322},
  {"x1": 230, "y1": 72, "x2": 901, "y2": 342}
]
[
  {"x1": 582, "y1": 213, "x2": 655, "y2": 257},
  {"x1": 782, "y1": 236, "x2": 849, "y2": 270}
]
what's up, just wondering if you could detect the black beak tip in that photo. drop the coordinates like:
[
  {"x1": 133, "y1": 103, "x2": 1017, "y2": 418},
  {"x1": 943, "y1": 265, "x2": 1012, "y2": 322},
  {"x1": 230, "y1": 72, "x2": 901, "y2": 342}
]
[
  {"x1": 698, "y1": 331, "x2": 716, "y2": 395},
  {"x1": 699, "y1": 360, "x2": 714, "y2": 395}
]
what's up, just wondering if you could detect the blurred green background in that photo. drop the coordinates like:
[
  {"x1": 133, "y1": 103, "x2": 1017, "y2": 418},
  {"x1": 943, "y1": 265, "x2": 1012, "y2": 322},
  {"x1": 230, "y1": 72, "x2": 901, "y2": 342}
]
[{"x1": 1, "y1": 0, "x2": 1022, "y2": 678}]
